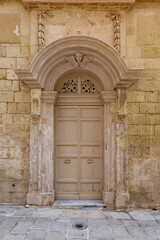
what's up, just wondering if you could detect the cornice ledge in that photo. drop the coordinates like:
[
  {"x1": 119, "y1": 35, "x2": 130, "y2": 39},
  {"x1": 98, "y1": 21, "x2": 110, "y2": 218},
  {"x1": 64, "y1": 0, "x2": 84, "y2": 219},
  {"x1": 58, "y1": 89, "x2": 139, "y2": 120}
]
[
  {"x1": 15, "y1": 68, "x2": 42, "y2": 89},
  {"x1": 41, "y1": 91, "x2": 58, "y2": 103},
  {"x1": 22, "y1": 0, "x2": 136, "y2": 10},
  {"x1": 115, "y1": 68, "x2": 143, "y2": 89}
]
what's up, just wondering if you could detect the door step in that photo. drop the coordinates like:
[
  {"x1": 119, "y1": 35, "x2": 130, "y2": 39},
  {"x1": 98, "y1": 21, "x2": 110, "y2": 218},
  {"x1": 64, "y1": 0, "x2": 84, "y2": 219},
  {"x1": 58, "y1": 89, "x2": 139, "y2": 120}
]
[{"x1": 52, "y1": 200, "x2": 105, "y2": 208}]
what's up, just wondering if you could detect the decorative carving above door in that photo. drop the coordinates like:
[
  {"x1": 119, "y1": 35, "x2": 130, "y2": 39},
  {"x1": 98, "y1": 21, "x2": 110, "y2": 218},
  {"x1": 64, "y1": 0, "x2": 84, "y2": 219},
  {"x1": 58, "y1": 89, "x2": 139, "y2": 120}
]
[{"x1": 58, "y1": 75, "x2": 99, "y2": 94}]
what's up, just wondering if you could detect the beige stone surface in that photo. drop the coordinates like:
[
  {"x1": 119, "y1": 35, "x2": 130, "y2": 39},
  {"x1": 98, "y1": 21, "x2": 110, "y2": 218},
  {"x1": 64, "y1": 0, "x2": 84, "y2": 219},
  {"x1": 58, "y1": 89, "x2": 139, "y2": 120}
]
[
  {"x1": 0, "y1": 13, "x2": 20, "y2": 44},
  {"x1": 0, "y1": 0, "x2": 160, "y2": 209}
]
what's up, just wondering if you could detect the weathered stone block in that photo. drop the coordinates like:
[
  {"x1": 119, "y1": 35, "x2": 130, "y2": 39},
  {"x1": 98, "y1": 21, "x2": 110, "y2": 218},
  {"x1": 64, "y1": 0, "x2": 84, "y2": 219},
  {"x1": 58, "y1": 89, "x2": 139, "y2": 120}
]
[
  {"x1": 128, "y1": 136, "x2": 141, "y2": 147},
  {"x1": 16, "y1": 58, "x2": 29, "y2": 68},
  {"x1": 137, "y1": 125, "x2": 154, "y2": 136},
  {"x1": 0, "y1": 58, "x2": 16, "y2": 69},
  {"x1": 6, "y1": 46, "x2": 20, "y2": 58},
  {"x1": 127, "y1": 103, "x2": 139, "y2": 114},
  {"x1": 128, "y1": 125, "x2": 138, "y2": 135},
  {"x1": 137, "y1": 14, "x2": 158, "y2": 46},
  {"x1": 0, "y1": 46, "x2": 5, "y2": 57},
  {"x1": 18, "y1": 103, "x2": 31, "y2": 113},
  {"x1": 0, "y1": 69, "x2": 6, "y2": 80},
  {"x1": 20, "y1": 47, "x2": 30, "y2": 57},
  {"x1": 128, "y1": 114, "x2": 146, "y2": 124},
  {"x1": 6, "y1": 124, "x2": 30, "y2": 137},
  {"x1": 2, "y1": 114, "x2": 13, "y2": 124},
  {"x1": 0, "y1": 13, "x2": 20, "y2": 44},
  {"x1": 127, "y1": 92, "x2": 145, "y2": 102},
  {"x1": 155, "y1": 125, "x2": 160, "y2": 135},
  {"x1": 146, "y1": 92, "x2": 159, "y2": 103},
  {"x1": 8, "y1": 103, "x2": 17, "y2": 113},
  {"x1": 0, "y1": 80, "x2": 12, "y2": 91},
  {"x1": 15, "y1": 92, "x2": 30, "y2": 102},
  {"x1": 0, "y1": 92, "x2": 14, "y2": 102},
  {"x1": 12, "y1": 81, "x2": 20, "y2": 92},
  {"x1": 141, "y1": 47, "x2": 160, "y2": 58},
  {"x1": 13, "y1": 114, "x2": 30, "y2": 124},
  {"x1": 146, "y1": 114, "x2": 160, "y2": 124},
  {"x1": 7, "y1": 69, "x2": 18, "y2": 80},
  {"x1": 127, "y1": 26, "x2": 135, "y2": 36},
  {"x1": 0, "y1": 103, "x2": 7, "y2": 113},
  {"x1": 140, "y1": 103, "x2": 160, "y2": 113}
]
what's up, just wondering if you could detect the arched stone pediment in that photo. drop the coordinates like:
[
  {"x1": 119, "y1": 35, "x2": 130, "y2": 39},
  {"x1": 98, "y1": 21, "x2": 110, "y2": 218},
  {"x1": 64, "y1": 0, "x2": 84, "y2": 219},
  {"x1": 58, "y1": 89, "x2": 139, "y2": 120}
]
[{"x1": 15, "y1": 36, "x2": 142, "y2": 90}]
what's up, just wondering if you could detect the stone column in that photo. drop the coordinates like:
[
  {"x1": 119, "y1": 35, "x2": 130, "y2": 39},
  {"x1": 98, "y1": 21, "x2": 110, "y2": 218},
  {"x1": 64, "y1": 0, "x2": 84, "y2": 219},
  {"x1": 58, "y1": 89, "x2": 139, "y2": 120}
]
[
  {"x1": 41, "y1": 91, "x2": 57, "y2": 205},
  {"x1": 27, "y1": 90, "x2": 57, "y2": 206},
  {"x1": 115, "y1": 88, "x2": 130, "y2": 209},
  {"x1": 101, "y1": 91, "x2": 117, "y2": 209},
  {"x1": 27, "y1": 89, "x2": 42, "y2": 205}
]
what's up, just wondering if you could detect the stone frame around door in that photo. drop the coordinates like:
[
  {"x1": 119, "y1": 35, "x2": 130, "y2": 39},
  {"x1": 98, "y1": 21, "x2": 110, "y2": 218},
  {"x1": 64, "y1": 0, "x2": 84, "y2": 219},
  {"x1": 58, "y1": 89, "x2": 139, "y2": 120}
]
[{"x1": 15, "y1": 36, "x2": 142, "y2": 209}]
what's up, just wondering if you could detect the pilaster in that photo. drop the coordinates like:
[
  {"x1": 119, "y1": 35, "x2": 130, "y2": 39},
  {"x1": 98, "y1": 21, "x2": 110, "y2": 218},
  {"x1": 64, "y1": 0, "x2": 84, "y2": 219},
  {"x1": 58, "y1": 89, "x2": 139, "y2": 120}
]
[
  {"x1": 115, "y1": 87, "x2": 130, "y2": 209},
  {"x1": 27, "y1": 89, "x2": 42, "y2": 205},
  {"x1": 27, "y1": 90, "x2": 57, "y2": 206},
  {"x1": 101, "y1": 91, "x2": 117, "y2": 209}
]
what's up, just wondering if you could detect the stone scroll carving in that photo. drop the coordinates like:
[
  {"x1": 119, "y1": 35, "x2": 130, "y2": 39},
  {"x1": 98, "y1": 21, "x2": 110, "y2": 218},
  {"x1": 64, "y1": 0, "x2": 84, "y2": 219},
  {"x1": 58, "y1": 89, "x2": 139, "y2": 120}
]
[
  {"x1": 65, "y1": 52, "x2": 94, "y2": 68},
  {"x1": 106, "y1": 11, "x2": 120, "y2": 53},
  {"x1": 37, "y1": 11, "x2": 53, "y2": 51},
  {"x1": 37, "y1": 11, "x2": 120, "y2": 54}
]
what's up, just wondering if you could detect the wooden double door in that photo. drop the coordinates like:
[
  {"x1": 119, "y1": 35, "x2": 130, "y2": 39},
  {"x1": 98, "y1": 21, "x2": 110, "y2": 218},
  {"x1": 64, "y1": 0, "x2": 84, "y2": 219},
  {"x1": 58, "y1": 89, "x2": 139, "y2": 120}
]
[{"x1": 55, "y1": 105, "x2": 103, "y2": 199}]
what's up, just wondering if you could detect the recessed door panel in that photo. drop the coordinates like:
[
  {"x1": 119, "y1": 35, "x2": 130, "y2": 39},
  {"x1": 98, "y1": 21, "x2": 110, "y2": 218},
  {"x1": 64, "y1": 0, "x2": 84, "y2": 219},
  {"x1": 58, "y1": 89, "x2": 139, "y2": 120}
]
[
  {"x1": 56, "y1": 120, "x2": 78, "y2": 143},
  {"x1": 56, "y1": 157, "x2": 77, "y2": 179},
  {"x1": 81, "y1": 121, "x2": 101, "y2": 142},
  {"x1": 81, "y1": 158, "x2": 101, "y2": 179}
]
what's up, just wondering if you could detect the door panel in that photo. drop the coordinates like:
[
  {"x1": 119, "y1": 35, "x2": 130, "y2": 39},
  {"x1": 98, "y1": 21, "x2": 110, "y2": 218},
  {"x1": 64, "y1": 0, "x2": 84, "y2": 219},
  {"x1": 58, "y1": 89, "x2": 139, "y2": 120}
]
[{"x1": 55, "y1": 105, "x2": 102, "y2": 199}]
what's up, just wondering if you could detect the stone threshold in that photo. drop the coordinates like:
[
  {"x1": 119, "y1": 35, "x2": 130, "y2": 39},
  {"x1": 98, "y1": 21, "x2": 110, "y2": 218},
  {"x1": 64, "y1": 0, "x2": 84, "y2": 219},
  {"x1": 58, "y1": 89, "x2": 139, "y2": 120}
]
[{"x1": 52, "y1": 200, "x2": 105, "y2": 208}]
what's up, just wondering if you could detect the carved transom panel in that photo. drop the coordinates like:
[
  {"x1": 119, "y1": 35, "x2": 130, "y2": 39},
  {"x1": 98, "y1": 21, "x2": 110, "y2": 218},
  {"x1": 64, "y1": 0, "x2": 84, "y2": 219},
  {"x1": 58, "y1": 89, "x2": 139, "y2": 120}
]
[
  {"x1": 60, "y1": 79, "x2": 78, "y2": 93},
  {"x1": 81, "y1": 79, "x2": 98, "y2": 93},
  {"x1": 59, "y1": 76, "x2": 98, "y2": 94}
]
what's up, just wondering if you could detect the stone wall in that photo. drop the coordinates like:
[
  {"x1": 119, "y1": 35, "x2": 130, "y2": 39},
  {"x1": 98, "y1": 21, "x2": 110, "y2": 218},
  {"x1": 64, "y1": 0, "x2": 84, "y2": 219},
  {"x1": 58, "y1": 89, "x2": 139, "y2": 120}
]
[
  {"x1": 0, "y1": 0, "x2": 160, "y2": 207},
  {"x1": 0, "y1": 1, "x2": 30, "y2": 204},
  {"x1": 127, "y1": 1, "x2": 160, "y2": 208}
]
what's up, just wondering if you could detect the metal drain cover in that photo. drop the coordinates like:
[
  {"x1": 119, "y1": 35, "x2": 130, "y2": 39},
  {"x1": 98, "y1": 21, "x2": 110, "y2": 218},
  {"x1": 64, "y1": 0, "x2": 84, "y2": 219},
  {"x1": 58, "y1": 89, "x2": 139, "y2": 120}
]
[{"x1": 72, "y1": 222, "x2": 87, "y2": 230}]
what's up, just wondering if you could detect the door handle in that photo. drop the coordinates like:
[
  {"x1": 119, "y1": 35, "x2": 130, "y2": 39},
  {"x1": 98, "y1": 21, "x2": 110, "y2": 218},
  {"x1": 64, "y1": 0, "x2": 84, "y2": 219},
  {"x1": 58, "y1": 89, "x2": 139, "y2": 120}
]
[
  {"x1": 87, "y1": 159, "x2": 94, "y2": 164},
  {"x1": 64, "y1": 159, "x2": 71, "y2": 164}
]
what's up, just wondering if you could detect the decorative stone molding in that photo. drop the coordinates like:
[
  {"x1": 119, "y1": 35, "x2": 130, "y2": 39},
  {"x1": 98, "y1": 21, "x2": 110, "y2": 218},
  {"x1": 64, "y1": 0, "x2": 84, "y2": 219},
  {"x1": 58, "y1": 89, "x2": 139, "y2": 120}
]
[
  {"x1": 15, "y1": 36, "x2": 143, "y2": 91},
  {"x1": 15, "y1": 36, "x2": 143, "y2": 208},
  {"x1": 22, "y1": 0, "x2": 136, "y2": 10},
  {"x1": 31, "y1": 89, "x2": 41, "y2": 123},
  {"x1": 42, "y1": 91, "x2": 57, "y2": 103},
  {"x1": 106, "y1": 11, "x2": 120, "y2": 53},
  {"x1": 37, "y1": 11, "x2": 53, "y2": 51},
  {"x1": 65, "y1": 53, "x2": 94, "y2": 68},
  {"x1": 110, "y1": 12, "x2": 120, "y2": 53},
  {"x1": 101, "y1": 91, "x2": 117, "y2": 103},
  {"x1": 31, "y1": 113, "x2": 41, "y2": 123}
]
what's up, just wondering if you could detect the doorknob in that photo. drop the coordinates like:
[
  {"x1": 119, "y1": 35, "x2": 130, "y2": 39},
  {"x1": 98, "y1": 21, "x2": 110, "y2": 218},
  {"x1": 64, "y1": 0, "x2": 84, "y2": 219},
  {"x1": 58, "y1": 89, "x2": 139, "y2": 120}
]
[
  {"x1": 87, "y1": 159, "x2": 94, "y2": 164},
  {"x1": 64, "y1": 159, "x2": 71, "y2": 164}
]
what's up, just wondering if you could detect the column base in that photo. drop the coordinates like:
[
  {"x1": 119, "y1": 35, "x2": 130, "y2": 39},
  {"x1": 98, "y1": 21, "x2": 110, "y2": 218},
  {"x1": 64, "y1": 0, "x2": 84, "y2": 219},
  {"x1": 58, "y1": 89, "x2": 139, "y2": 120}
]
[
  {"x1": 115, "y1": 193, "x2": 130, "y2": 210},
  {"x1": 27, "y1": 192, "x2": 55, "y2": 206},
  {"x1": 102, "y1": 191, "x2": 116, "y2": 209}
]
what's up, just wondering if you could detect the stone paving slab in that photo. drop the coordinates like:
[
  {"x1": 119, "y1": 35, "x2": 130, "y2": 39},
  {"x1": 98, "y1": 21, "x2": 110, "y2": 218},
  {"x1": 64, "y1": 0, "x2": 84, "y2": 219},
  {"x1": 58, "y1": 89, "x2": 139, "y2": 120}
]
[{"x1": 0, "y1": 205, "x2": 159, "y2": 240}]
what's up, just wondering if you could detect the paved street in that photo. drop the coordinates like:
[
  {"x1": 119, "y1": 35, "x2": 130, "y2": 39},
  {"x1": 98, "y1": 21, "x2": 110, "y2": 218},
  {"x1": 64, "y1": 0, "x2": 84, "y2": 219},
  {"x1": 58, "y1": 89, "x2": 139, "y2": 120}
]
[{"x1": 0, "y1": 205, "x2": 160, "y2": 240}]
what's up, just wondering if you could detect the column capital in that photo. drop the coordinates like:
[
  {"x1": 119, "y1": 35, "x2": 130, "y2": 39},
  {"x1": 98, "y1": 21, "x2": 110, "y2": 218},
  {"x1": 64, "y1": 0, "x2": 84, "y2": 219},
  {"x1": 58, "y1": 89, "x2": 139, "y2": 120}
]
[
  {"x1": 42, "y1": 91, "x2": 57, "y2": 103},
  {"x1": 100, "y1": 91, "x2": 117, "y2": 103}
]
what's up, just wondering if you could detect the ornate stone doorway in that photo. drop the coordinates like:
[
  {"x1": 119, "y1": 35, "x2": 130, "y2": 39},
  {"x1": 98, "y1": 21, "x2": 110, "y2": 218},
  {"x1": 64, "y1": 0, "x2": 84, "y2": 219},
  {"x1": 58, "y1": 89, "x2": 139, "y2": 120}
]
[{"x1": 15, "y1": 36, "x2": 142, "y2": 209}]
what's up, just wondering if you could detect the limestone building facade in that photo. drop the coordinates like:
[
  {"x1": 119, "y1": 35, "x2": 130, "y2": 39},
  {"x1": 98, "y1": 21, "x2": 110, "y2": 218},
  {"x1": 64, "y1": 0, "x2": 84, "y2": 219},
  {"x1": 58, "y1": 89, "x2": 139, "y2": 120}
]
[{"x1": 0, "y1": 0, "x2": 160, "y2": 209}]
